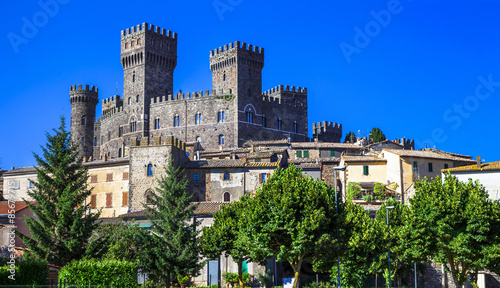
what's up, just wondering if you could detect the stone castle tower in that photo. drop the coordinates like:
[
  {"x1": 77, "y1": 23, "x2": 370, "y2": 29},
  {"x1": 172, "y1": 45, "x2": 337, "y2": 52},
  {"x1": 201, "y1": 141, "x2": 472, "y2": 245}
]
[
  {"x1": 70, "y1": 22, "x2": 309, "y2": 160},
  {"x1": 70, "y1": 85, "x2": 98, "y2": 158}
]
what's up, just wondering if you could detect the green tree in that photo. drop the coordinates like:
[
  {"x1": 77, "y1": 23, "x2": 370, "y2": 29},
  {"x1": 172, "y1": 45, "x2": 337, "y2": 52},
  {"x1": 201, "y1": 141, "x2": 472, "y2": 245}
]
[
  {"x1": 374, "y1": 199, "x2": 413, "y2": 288},
  {"x1": 405, "y1": 174, "x2": 500, "y2": 287},
  {"x1": 202, "y1": 198, "x2": 252, "y2": 288},
  {"x1": 139, "y1": 161, "x2": 203, "y2": 286},
  {"x1": 369, "y1": 128, "x2": 386, "y2": 143},
  {"x1": 373, "y1": 182, "x2": 386, "y2": 200},
  {"x1": 17, "y1": 117, "x2": 101, "y2": 266},
  {"x1": 240, "y1": 165, "x2": 342, "y2": 288},
  {"x1": 346, "y1": 182, "x2": 362, "y2": 201},
  {"x1": 344, "y1": 131, "x2": 356, "y2": 143}
]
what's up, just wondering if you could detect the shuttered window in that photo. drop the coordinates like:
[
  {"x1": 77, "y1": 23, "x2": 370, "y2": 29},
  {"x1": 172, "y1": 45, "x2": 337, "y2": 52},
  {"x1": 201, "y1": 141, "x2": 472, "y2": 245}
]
[
  {"x1": 122, "y1": 192, "x2": 128, "y2": 207},
  {"x1": 123, "y1": 172, "x2": 129, "y2": 180},
  {"x1": 106, "y1": 173, "x2": 113, "y2": 182},
  {"x1": 303, "y1": 151, "x2": 309, "y2": 158},
  {"x1": 296, "y1": 151, "x2": 302, "y2": 158},
  {"x1": 363, "y1": 165, "x2": 369, "y2": 175},
  {"x1": 90, "y1": 175, "x2": 97, "y2": 183},
  {"x1": 90, "y1": 195, "x2": 96, "y2": 209},
  {"x1": 106, "y1": 193, "x2": 112, "y2": 208}
]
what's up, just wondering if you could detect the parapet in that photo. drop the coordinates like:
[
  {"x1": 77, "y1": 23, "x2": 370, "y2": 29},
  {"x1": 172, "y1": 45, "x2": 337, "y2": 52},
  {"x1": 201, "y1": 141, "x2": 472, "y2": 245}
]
[
  {"x1": 393, "y1": 138, "x2": 415, "y2": 150},
  {"x1": 121, "y1": 22, "x2": 177, "y2": 40},
  {"x1": 209, "y1": 41, "x2": 264, "y2": 58},
  {"x1": 312, "y1": 121, "x2": 343, "y2": 143},
  {"x1": 313, "y1": 121, "x2": 342, "y2": 131},
  {"x1": 69, "y1": 84, "x2": 98, "y2": 105},
  {"x1": 263, "y1": 85, "x2": 307, "y2": 95},
  {"x1": 150, "y1": 90, "x2": 218, "y2": 106}
]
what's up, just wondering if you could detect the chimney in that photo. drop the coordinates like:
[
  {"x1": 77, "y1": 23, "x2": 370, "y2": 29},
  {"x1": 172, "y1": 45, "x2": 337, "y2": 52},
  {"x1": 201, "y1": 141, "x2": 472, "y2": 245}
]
[
  {"x1": 82, "y1": 156, "x2": 87, "y2": 163},
  {"x1": 102, "y1": 154, "x2": 107, "y2": 162},
  {"x1": 11, "y1": 167, "x2": 15, "y2": 171},
  {"x1": 250, "y1": 145, "x2": 254, "y2": 153},
  {"x1": 476, "y1": 156, "x2": 481, "y2": 169}
]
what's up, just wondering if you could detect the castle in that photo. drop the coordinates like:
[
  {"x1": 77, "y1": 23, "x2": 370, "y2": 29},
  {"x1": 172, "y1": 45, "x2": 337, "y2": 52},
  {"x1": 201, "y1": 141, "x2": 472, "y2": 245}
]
[{"x1": 70, "y1": 23, "x2": 325, "y2": 161}]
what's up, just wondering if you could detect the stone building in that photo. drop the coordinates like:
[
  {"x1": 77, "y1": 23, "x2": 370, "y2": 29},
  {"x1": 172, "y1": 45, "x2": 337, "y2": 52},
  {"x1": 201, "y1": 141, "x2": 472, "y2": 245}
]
[{"x1": 70, "y1": 23, "x2": 310, "y2": 162}]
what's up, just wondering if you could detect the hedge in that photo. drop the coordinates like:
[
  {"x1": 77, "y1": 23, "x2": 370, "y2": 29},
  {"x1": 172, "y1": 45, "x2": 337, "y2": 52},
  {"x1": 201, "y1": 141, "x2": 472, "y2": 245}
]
[
  {"x1": 0, "y1": 259, "x2": 47, "y2": 285},
  {"x1": 58, "y1": 259, "x2": 137, "y2": 288}
]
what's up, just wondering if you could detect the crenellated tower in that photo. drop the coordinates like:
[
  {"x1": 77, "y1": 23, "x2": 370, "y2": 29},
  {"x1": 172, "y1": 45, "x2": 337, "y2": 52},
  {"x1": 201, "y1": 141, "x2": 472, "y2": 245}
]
[
  {"x1": 121, "y1": 23, "x2": 177, "y2": 137},
  {"x1": 70, "y1": 84, "x2": 99, "y2": 159}
]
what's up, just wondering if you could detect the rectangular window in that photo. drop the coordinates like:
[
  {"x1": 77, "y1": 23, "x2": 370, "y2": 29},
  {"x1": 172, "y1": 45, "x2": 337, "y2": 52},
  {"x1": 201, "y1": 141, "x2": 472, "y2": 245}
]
[
  {"x1": 363, "y1": 165, "x2": 369, "y2": 176},
  {"x1": 296, "y1": 151, "x2": 302, "y2": 158},
  {"x1": 118, "y1": 127, "x2": 123, "y2": 137},
  {"x1": 28, "y1": 181, "x2": 34, "y2": 188},
  {"x1": 106, "y1": 173, "x2": 113, "y2": 182},
  {"x1": 413, "y1": 161, "x2": 418, "y2": 171},
  {"x1": 193, "y1": 174, "x2": 200, "y2": 181},
  {"x1": 330, "y1": 150, "x2": 335, "y2": 157},
  {"x1": 303, "y1": 151, "x2": 309, "y2": 158},
  {"x1": 428, "y1": 163, "x2": 433, "y2": 172},
  {"x1": 106, "y1": 193, "x2": 112, "y2": 208},
  {"x1": 90, "y1": 175, "x2": 98, "y2": 183},
  {"x1": 260, "y1": 173, "x2": 267, "y2": 183},
  {"x1": 122, "y1": 172, "x2": 129, "y2": 180},
  {"x1": 262, "y1": 116, "x2": 266, "y2": 127},
  {"x1": 122, "y1": 192, "x2": 128, "y2": 207},
  {"x1": 223, "y1": 173, "x2": 230, "y2": 180},
  {"x1": 90, "y1": 194, "x2": 96, "y2": 209},
  {"x1": 444, "y1": 163, "x2": 449, "y2": 169}
]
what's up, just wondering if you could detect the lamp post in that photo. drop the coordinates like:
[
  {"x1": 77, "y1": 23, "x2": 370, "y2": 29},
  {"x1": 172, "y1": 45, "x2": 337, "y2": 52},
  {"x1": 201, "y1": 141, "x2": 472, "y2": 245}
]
[
  {"x1": 386, "y1": 206, "x2": 395, "y2": 288},
  {"x1": 333, "y1": 166, "x2": 346, "y2": 288}
]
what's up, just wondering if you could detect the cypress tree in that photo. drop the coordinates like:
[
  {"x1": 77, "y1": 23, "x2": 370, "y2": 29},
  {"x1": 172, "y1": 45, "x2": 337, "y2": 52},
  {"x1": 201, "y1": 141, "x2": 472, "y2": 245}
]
[
  {"x1": 139, "y1": 160, "x2": 203, "y2": 286},
  {"x1": 17, "y1": 117, "x2": 101, "y2": 266}
]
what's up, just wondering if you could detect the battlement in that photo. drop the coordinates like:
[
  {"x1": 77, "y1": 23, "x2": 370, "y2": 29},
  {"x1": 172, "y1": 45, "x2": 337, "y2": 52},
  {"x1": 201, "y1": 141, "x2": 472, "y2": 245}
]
[
  {"x1": 263, "y1": 85, "x2": 307, "y2": 95},
  {"x1": 209, "y1": 41, "x2": 264, "y2": 57},
  {"x1": 102, "y1": 106, "x2": 124, "y2": 119},
  {"x1": 130, "y1": 135, "x2": 186, "y2": 151},
  {"x1": 393, "y1": 138, "x2": 415, "y2": 149},
  {"x1": 69, "y1": 84, "x2": 99, "y2": 104},
  {"x1": 102, "y1": 95, "x2": 123, "y2": 114},
  {"x1": 121, "y1": 22, "x2": 177, "y2": 39},
  {"x1": 151, "y1": 90, "x2": 223, "y2": 106},
  {"x1": 312, "y1": 121, "x2": 343, "y2": 143},
  {"x1": 313, "y1": 121, "x2": 342, "y2": 131}
]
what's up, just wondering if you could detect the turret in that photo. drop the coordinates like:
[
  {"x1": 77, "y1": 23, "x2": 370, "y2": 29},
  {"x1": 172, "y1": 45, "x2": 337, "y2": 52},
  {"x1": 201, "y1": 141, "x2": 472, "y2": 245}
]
[{"x1": 70, "y1": 84, "x2": 98, "y2": 159}]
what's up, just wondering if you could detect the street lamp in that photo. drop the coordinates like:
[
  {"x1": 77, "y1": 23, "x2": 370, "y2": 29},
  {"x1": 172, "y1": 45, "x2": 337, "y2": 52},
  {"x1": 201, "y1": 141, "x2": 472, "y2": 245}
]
[
  {"x1": 386, "y1": 206, "x2": 395, "y2": 288},
  {"x1": 333, "y1": 166, "x2": 346, "y2": 288}
]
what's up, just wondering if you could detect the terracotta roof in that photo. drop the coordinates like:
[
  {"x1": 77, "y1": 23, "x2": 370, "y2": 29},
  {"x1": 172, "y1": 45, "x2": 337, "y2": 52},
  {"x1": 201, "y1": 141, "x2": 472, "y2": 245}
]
[
  {"x1": 291, "y1": 142, "x2": 364, "y2": 149},
  {"x1": 382, "y1": 149, "x2": 475, "y2": 162},
  {"x1": 3, "y1": 167, "x2": 37, "y2": 176},
  {"x1": 242, "y1": 139, "x2": 289, "y2": 147},
  {"x1": 0, "y1": 201, "x2": 34, "y2": 214},
  {"x1": 247, "y1": 162, "x2": 280, "y2": 168},
  {"x1": 342, "y1": 155, "x2": 386, "y2": 162},
  {"x1": 83, "y1": 157, "x2": 129, "y2": 167},
  {"x1": 183, "y1": 158, "x2": 280, "y2": 169},
  {"x1": 422, "y1": 148, "x2": 473, "y2": 159},
  {"x1": 119, "y1": 202, "x2": 229, "y2": 219},
  {"x1": 291, "y1": 162, "x2": 321, "y2": 169},
  {"x1": 443, "y1": 161, "x2": 500, "y2": 172}
]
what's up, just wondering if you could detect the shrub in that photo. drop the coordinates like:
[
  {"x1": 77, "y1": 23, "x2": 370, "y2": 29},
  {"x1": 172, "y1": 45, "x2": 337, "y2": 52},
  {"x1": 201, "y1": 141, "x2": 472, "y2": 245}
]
[
  {"x1": 222, "y1": 271, "x2": 251, "y2": 287},
  {"x1": 362, "y1": 194, "x2": 374, "y2": 203},
  {"x1": 373, "y1": 182, "x2": 386, "y2": 200},
  {"x1": 346, "y1": 182, "x2": 362, "y2": 200},
  {"x1": 0, "y1": 259, "x2": 47, "y2": 285},
  {"x1": 59, "y1": 259, "x2": 137, "y2": 288}
]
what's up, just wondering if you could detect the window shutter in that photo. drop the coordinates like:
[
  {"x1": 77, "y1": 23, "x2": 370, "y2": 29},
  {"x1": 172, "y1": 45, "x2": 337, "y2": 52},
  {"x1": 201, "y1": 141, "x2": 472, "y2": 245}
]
[
  {"x1": 296, "y1": 151, "x2": 302, "y2": 158},
  {"x1": 122, "y1": 192, "x2": 128, "y2": 207},
  {"x1": 123, "y1": 172, "x2": 129, "y2": 180},
  {"x1": 106, "y1": 193, "x2": 112, "y2": 208},
  {"x1": 259, "y1": 173, "x2": 263, "y2": 183},
  {"x1": 330, "y1": 150, "x2": 335, "y2": 157},
  {"x1": 106, "y1": 173, "x2": 113, "y2": 182},
  {"x1": 363, "y1": 165, "x2": 369, "y2": 175},
  {"x1": 91, "y1": 195, "x2": 96, "y2": 209},
  {"x1": 304, "y1": 151, "x2": 309, "y2": 158}
]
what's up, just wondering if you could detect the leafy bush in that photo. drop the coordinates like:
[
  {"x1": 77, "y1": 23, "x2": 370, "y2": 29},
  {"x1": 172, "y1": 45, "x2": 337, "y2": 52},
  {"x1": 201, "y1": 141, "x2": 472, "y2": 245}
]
[
  {"x1": 373, "y1": 182, "x2": 386, "y2": 200},
  {"x1": 362, "y1": 194, "x2": 374, "y2": 203},
  {"x1": 302, "y1": 281, "x2": 334, "y2": 288},
  {"x1": 0, "y1": 259, "x2": 47, "y2": 285},
  {"x1": 346, "y1": 182, "x2": 362, "y2": 200},
  {"x1": 59, "y1": 258, "x2": 137, "y2": 287},
  {"x1": 222, "y1": 271, "x2": 251, "y2": 286}
]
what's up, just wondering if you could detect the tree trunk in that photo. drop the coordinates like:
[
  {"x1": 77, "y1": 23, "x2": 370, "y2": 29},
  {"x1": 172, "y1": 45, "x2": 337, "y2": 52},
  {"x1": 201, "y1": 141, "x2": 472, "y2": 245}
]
[
  {"x1": 238, "y1": 261, "x2": 245, "y2": 288},
  {"x1": 167, "y1": 271, "x2": 171, "y2": 288},
  {"x1": 290, "y1": 255, "x2": 304, "y2": 288}
]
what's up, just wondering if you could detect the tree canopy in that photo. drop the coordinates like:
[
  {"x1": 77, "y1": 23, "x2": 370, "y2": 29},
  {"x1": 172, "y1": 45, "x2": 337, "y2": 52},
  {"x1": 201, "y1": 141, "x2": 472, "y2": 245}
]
[
  {"x1": 17, "y1": 117, "x2": 102, "y2": 266},
  {"x1": 344, "y1": 131, "x2": 356, "y2": 143},
  {"x1": 369, "y1": 128, "x2": 386, "y2": 143}
]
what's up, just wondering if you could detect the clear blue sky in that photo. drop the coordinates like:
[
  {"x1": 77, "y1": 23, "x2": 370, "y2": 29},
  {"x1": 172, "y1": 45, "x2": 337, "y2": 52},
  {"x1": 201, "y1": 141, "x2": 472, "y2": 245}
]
[{"x1": 1, "y1": 0, "x2": 500, "y2": 170}]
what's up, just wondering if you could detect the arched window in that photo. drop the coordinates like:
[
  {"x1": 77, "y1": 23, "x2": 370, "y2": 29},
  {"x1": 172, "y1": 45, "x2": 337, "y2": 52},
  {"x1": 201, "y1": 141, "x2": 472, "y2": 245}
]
[
  {"x1": 218, "y1": 111, "x2": 225, "y2": 123},
  {"x1": 154, "y1": 118, "x2": 161, "y2": 130},
  {"x1": 223, "y1": 73, "x2": 226, "y2": 81},
  {"x1": 196, "y1": 136, "x2": 201, "y2": 143},
  {"x1": 147, "y1": 164, "x2": 153, "y2": 176},
  {"x1": 173, "y1": 115, "x2": 180, "y2": 127},
  {"x1": 128, "y1": 97, "x2": 131, "y2": 105},
  {"x1": 293, "y1": 121, "x2": 297, "y2": 133},
  {"x1": 136, "y1": 95, "x2": 140, "y2": 103},
  {"x1": 223, "y1": 192, "x2": 231, "y2": 202},
  {"x1": 193, "y1": 174, "x2": 200, "y2": 181},
  {"x1": 145, "y1": 190, "x2": 153, "y2": 204},
  {"x1": 219, "y1": 134, "x2": 225, "y2": 145},
  {"x1": 118, "y1": 148, "x2": 122, "y2": 158},
  {"x1": 195, "y1": 113, "x2": 202, "y2": 125},
  {"x1": 130, "y1": 121, "x2": 137, "y2": 132},
  {"x1": 132, "y1": 72, "x2": 135, "y2": 82},
  {"x1": 81, "y1": 115, "x2": 86, "y2": 125}
]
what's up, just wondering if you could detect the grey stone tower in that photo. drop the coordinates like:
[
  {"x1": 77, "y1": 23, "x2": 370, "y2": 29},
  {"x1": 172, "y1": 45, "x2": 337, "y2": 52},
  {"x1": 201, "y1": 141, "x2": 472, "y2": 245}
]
[
  {"x1": 70, "y1": 84, "x2": 98, "y2": 159},
  {"x1": 121, "y1": 23, "x2": 177, "y2": 137}
]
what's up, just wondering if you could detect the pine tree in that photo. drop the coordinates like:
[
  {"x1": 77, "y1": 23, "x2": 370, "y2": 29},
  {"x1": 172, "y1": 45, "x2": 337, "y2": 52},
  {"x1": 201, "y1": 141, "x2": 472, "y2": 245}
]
[
  {"x1": 17, "y1": 117, "x2": 101, "y2": 267},
  {"x1": 344, "y1": 131, "x2": 356, "y2": 143},
  {"x1": 139, "y1": 160, "x2": 203, "y2": 286},
  {"x1": 369, "y1": 127, "x2": 386, "y2": 143}
]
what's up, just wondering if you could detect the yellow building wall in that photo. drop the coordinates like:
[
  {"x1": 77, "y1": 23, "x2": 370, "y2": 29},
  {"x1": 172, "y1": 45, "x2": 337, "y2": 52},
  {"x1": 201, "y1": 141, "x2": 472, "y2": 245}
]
[
  {"x1": 87, "y1": 164, "x2": 129, "y2": 218},
  {"x1": 343, "y1": 161, "x2": 387, "y2": 185}
]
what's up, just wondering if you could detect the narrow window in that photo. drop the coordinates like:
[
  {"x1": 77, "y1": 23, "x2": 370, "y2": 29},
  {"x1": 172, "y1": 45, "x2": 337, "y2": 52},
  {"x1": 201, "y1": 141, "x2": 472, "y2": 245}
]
[
  {"x1": 123, "y1": 172, "x2": 129, "y2": 180},
  {"x1": 119, "y1": 127, "x2": 123, "y2": 137},
  {"x1": 444, "y1": 163, "x2": 449, "y2": 169},
  {"x1": 155, "y1": 118, "x2": 160, "y2": 129},
  {"x1": 196, "y1": 136, "x2": 201, "y2": 143},
  {"x1": 303, "y1": 151, "x2": 309, "y2": 158},
  {"x1": 218, "y1": 111, "x2": 225, "y2": 123},
  {"x1": 428, "y1": 163, "x2": 433, "y2": 172},
  {"x1": 137, "y1": 39, "x2": 141, "y2": 46},
  {"x1": 296, "y1": 151, "x2": 302, "y2": 158},
  {"x1": 223, "y1": 173, "x2": 230, "y2": 180},
  {"x1": 91, "y1": 195, "x2": 97, "y2": 209},
  {"x1": 277, "y1": 118, "x2": 282, "y2": 130},
  {"x1": 81, "y1": 137, "x2": 85, "y2": 146},
  {"x1": 145, "y1": 190, "x2": 153, "y2": 204},
  {"x1": 128, "y1": 97, "x2": 131, "y2": 105},
  {"x1": 136, "y1": 95, "x2": 139, "y2": 103},
  {"x1": 130, "y1": 121, "x2": 136, "y2": 132},
  {"x1": 260, "y1": 173, "x2": 267, "y2": 183},
  {"x1": 194, "y1": 174, "x2": 200, "y2": 181},
  {"x1": 94, "y1": 137, "x2": 97, "y2": 146},
  {"x1": 106, "y1": 173, "x2": 113, "y2": 182},
  {"x1": 125, "y1": 42, "x2": 128, "y2": 49},
  {"x1": 132, "y1": 72, "x2": 135, "y2": 82},
  {"x1": 223, "y1": 73, "x2": 226, "y2": 81},
  {"x1": 413, "y1": 161, "x2": 418, "y2": 171},
  {"x1": 248, "y1": 89, "x2": 251, "y2": 98},
  {"x1": 262, "y1": 115, "x2": 266, "y2": 127},
  {"x1": 293, "y1": 121, "x2": 297, "y2": 133},
  {"x1": 118, "y1": 148, "x2": 122, "y2": 158},
  {"x1": 223, "y1": 192, "x2": 231, "y2": 202},
  {"x1": 106, "y1": 193, "x2": 112, "y2": 208},
  {"x1": 246, "y1": 112, "x2": 253, "y2": 123},
  {"x1": 122, "y1": 192, "x2": 128, "y2": 207},
  {"x1": 363, "y1": 165, "x2": 369, "y2": 176},
  {"x1": 108, "y1": 131, "x2": 111, "y2": 142},
  {"x1": 147, "y1": 164, "x2": 153, "y2": 176},
  {"x1": 81, "y1": 115, "x2": 86, "y2": 125},
  {"x1": 195, "y1": 113, "x2": 202, "y2": 125},
  {"x1": 219, "y1": 134, "x2": 225, "y2": 145},
  {"x1": 330, "y1": 150, "x2": 335, "y2": 157}
]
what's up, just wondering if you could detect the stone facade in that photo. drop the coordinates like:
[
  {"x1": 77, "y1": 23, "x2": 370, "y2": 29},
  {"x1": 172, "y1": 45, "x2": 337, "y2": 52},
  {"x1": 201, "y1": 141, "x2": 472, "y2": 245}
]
[
  {"x1": 312, "y1": 121, "x2": 342, "y2": 142},
  {"x1": 71, "y1": 23, "x2": 310, "y2": 161}
]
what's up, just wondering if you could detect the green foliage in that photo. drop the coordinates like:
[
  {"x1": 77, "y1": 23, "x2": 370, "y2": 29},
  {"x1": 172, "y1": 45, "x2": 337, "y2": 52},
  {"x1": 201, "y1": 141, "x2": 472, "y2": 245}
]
[
  {"x1": 344, "y1": 131, "x2": 356, "y2": 143},
  {"x1": 16, "y1": 117, "x2": 102, "y2": 266},
  {"x1": 373, "y1": 182, "x2": 386, "y2": 200},
  {"x1": 139, "y1": 160, "x2": 203, "y2": 285},
  {"x1": 59, "y1": 258, "x2": 137, "y2": 287},
  {"x1": 215, "y1": 94, "x2": 235, "y2": 101},
  {"x1": 177, "y1": 274, "x2": 190, "y2": 285},
  {"x1": 346, "y1": 182, "x2": 361, "y2": 201},
  {"x1": 240, "y1": 165, "x2": 342, "y2": 288},
  {"x1": 301, "y1": 281, "x2": 334, "y2": 288},
  {"x1": 369, "y1": 128, "x2": 386, "y2": 143},
  {"x1": 222, "y1": 271, "x2": 251, "y2": 287},
  {"x1": 203, "y1": 198, "x2": 252, "y2": 287},
  {"x1": 405, "y1": 173, "x2": 500, "y2": 287},
  {"x1": 362, "y1": 194, "x2": 374, "y2": 203},
  {"x1": 0, "y1": 259, "x2": 47, "y2": 285}
]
